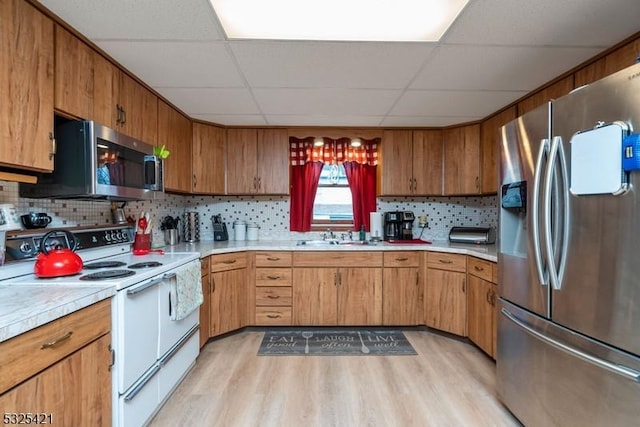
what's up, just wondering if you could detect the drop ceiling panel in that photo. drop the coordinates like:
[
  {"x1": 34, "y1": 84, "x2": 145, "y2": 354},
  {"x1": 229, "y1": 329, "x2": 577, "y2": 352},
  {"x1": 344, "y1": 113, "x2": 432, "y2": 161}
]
[
  {"x1": 412, "y1": 45, "x2": 603, "y2": 91},
  {"x1": 253, "y1": 89, "x2": 401, "y2": 116},
  {"x1": 38, "y1": 0, "x2": 222, "y2": 40},
  {"x1": 230, "y1": 41, "x2": 436, "y2": 88},
  {"x1": 381, "y1": 115, "x2": 478, "y2": 127},
  {"x1": 191, "y1": 114, "x2": 267, "y2": 126},
  {"x1": 444, "y1": 0, "x2": 640, "y2": 46},
  {"x1": 264, "y1": 115, "x2": 385, "y2": 127},
  {"x1": 391, "y1": 90, "x2": 526, "y2": 118},
  {"x1": 95, "y1": 41, "x2": 243, "y2": 88},
  {"x1": 157, "y1": 88, "x2": 260, "y2": 115}
]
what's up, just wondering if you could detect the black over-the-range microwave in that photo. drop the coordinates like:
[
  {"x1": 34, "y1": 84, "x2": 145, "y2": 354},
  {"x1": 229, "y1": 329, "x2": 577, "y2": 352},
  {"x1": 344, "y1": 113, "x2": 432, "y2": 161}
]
[{"x1": 20, "y1": 120, "x2": 163, "y2": 201}]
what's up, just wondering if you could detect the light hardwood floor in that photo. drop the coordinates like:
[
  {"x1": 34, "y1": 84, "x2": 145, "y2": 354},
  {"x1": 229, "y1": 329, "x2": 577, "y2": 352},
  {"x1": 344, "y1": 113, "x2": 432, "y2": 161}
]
[{"x1": 149, "y1": 329, "x2": 520, "y2": 427}]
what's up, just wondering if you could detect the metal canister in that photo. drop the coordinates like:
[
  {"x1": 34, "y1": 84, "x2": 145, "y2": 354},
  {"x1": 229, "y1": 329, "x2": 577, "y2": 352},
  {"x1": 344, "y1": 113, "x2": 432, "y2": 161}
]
[{"x1": 183, "y1": 212, "x2": 200, "y2": 242}]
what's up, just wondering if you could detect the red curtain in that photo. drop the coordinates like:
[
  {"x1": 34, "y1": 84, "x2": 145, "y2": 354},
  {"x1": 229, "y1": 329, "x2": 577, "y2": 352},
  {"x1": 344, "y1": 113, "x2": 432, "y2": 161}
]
[
  {"x1": 343, "y1": 161, "x2": 377, "y2": 231},
  {"x1": 289, "y1": 161, "x2": 323, "y2": 231}
]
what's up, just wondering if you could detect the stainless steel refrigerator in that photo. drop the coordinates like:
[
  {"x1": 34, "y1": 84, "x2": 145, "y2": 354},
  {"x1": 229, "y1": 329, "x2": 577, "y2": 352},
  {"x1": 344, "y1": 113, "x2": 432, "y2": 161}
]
[{"x1": 498, "y1": 62, "x2": 640, "y2": 426}]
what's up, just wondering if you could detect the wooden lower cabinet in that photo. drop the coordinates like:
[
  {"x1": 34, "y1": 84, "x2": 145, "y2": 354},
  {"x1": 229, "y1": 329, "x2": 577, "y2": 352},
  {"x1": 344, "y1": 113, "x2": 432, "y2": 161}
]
[
  {"x1": 199, "y1": 256, "x2": 211, "y2": 348},
  {"x1": 0, "y1": 300, "x2": 112, "y2": 425},
  {"x1": 210, "y1": 253, "x2": 248, "y2": 337},
  {"x1": 467, "y1": 257, "x2": 498, "y2": 358},
  {"x1": 425, "y1": 253, "x2": 467, "y2": 336},
  {"x1": 0, "y1": 334, "x2": 112, "y2": 426},
  {"x1": 292, "y1": 267, "x2": 383, "y2": 326},
  {"x1": 382, "y1": 251, "x2": 424, "y2": 325},
  {"x1": 254, "y1": 251, "x2": 293, "y2": 325}
]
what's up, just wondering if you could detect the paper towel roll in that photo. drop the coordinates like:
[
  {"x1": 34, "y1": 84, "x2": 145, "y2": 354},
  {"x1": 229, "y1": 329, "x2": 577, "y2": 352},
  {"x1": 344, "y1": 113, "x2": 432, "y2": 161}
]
[{"x1": 370, "y1": 212, "x2": 383, "y2": 240}]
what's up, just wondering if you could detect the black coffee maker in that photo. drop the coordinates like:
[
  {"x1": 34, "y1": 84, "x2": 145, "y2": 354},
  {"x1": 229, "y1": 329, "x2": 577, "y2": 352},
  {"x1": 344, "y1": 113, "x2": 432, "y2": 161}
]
[{"x1": 384, "y1": 211, "x2": 415, "y2": 240}]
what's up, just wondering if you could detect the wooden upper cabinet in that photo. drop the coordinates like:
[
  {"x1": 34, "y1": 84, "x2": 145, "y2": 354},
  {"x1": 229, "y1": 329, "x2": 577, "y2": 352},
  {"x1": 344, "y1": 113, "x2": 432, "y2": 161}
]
[
  {"x1": 517, "y1": 76, "x2": 574, "y2": 116},
  {"x1": 117, "y1": 72, "x2": 158, "y2": 145},
  {"x1": 158, "y1": 100, "x2": 192, "y2": 193},
  {"x1": 412, "y1": 130, "x2": 443, "y2": 195},
  {"x1": 257, "y1": 129, "x2": 289, "y2": 194},
  {"x1": 226, "y1": 128, "x2": 289, "y2": 195},
  {"x1": 443, "y1": 124, "x2": 481, "y2": 195},
  {"x1": 54, "y1": 25, "x2": 93, "y2": 120},
  {"x1": 192, "y1": 122, "x2": 225, "y2": 194},
  {"x1": 379, "y1": 130, "x2": 414, "y2": 195},
  {"x1": 0, "y1": 0, "x2": 54, "y2": 172},
  {"x1": 480, "y1": 107, "x2": 517, "y2": 194},
  {"x1": 575, "y1": 36, "x2": 640, "y2": 87},
  {"x1": 379, "y1": 129, "x2": 443, "y2": 196}
]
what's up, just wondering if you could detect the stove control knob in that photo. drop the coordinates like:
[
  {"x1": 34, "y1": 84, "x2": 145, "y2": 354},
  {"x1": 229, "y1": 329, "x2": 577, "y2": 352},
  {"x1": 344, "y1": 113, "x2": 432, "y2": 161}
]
[
  {"x1": 116, "y1": 232, "x2": 123, "y2": 241},
  {"x1": 111, "y1": 232, "x2": 118, "y2": 242},
  {"x1": 19, "y1": 242, "x2": 32, "y2": 254},
  {"x1": 104, "y1": 232, "x2": 111, "y2": 242}
]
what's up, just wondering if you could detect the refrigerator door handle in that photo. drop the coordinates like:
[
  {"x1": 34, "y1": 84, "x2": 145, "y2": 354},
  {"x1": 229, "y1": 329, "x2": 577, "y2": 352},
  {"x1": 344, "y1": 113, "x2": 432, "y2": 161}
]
[
  {"x1": 543, "y1": 136, "x2": 562, "y2": 290},
  {"x1": 556, "y1": 137, "x2": 570, "y2": 287},
  {"x1": 532, "y1": 138, "x2": 550, "y2": 286},
  {"x1": 501, "y1": 307, "x2": 640, "y2": 383}
]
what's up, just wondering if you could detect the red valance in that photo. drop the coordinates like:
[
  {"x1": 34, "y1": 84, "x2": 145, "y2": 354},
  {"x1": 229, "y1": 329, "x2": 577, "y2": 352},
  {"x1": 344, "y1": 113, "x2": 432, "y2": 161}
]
[{"x1": 290, "y1": 137, "x2": 379, "y2": 166}]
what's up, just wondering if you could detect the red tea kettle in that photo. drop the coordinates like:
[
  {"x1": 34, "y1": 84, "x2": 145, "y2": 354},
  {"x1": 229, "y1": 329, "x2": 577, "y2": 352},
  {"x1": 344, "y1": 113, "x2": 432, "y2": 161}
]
[{"x1": 34, "y1": 230, "x2": 84, "y2": 278}]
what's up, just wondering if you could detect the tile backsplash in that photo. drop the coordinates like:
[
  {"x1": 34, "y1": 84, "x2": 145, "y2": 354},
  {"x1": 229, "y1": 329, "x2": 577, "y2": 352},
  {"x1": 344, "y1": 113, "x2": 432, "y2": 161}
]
[{"x1": 1, "y1": 180, "x2": 497, "y2": 242}]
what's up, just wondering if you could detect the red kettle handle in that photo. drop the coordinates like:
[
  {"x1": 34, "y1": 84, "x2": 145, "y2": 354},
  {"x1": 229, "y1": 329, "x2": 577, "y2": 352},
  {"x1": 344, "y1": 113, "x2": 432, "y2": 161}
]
[{"x1": 39, "y1": 230, "x2": 79, "y2": 255}]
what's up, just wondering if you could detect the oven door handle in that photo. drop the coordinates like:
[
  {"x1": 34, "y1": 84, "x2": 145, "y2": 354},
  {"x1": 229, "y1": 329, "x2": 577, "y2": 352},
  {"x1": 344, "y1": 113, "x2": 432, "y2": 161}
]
[
  {"x1": 163, "y1": 272, "x2": 176, "y2": 280},
  {"x1": 123, "y1": 363, "x2": 161, "y2": 401},
  {"x1": 126, "y1": 276, "x2": 164, "y2": 296}
]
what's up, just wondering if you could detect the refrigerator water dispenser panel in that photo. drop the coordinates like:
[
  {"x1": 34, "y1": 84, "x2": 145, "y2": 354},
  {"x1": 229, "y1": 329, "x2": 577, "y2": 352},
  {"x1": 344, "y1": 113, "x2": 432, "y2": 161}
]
[{"x1": 570, "y1": 122, "x2": 627, "y2": 195}]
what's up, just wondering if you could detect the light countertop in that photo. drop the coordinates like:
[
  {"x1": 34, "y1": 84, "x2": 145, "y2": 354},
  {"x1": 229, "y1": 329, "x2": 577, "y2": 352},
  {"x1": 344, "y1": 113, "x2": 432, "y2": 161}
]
[{"x1": 0, "y1": 239, "x2": 496, "y2": 343}]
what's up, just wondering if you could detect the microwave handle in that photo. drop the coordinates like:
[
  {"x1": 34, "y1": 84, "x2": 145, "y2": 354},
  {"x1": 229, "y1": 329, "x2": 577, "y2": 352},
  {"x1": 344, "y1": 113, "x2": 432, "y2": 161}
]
[{"x1": 144, "y1": 155, "x2": 163, "y2": 191}]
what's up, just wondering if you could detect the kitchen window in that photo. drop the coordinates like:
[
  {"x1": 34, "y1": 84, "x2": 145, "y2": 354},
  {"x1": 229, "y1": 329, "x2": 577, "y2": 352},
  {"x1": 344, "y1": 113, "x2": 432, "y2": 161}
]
[
  {"x1": 289, "y1": 137, "x2": 379, "y2": 233},
  {"x1": 312, "y1": 163, "x2": 353, "y2": 230}
]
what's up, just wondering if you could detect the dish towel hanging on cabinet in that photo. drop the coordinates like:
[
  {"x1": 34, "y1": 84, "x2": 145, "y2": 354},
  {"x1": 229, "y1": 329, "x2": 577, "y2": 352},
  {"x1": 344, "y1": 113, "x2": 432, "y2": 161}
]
[{"x1": 170, "y1": 259, "x2": 203, "y2": 321}]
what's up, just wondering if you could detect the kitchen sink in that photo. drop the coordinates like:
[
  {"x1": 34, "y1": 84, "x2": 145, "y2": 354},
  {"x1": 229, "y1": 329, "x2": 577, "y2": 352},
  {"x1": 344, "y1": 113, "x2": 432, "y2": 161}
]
[{"x1": 296, "y1": 239, "x2": 339, "y2": 246}]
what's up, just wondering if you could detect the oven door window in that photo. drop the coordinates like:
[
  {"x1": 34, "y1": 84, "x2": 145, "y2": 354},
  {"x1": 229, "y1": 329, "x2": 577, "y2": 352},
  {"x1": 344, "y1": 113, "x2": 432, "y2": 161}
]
[{"x1": 96, "y1": 137, "x2": 146, "y2": 189}]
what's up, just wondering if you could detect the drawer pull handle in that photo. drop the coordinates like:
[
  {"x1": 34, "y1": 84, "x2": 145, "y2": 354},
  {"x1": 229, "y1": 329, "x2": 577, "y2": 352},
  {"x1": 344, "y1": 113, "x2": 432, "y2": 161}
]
[
  {"x1": 474, "y1": 265, "x2": 484, "y2": 271},
  {"x1": 267, "y1": 314, "x2": 281, "y2": 319},
  {"x1": 438, "y1": 259, "x2": 453, "y2": 264},
  {"x1": 267, "y1": 295, "x2": 280, "y2": 299},
  {"x1": 267, "y1": 257, "x2": 281, "y2": 261},
  {"x1": 395, "y1": 257, "x2": 409, "y2": 261},
  {"x1": 223, "y1": 259, "x2": 237, "y2": 264},
  {"x1": 41, "y1": 331, "x2": 73, "y2": 349},
  {"x1": 267, "y1": 275, "x2": 281, "y2": 280}
]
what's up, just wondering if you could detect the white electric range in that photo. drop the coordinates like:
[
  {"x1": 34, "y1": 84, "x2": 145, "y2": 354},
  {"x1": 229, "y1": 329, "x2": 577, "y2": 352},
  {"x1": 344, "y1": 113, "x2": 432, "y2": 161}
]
[{"x1": 2, "y1": 226, "x2": 202, "y2": 426}]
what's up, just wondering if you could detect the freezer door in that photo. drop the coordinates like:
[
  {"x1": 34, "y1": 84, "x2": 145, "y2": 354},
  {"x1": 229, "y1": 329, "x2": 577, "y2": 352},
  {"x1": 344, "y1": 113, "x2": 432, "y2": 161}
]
[
  {"x1": 550, "y1": 62, "x2": 640, "y2": 356},
  {"x1": 499, "y1": 103, "x2": 551, "y2": 318},
  {"x1": 497, "y1": 299, "x2": 640, "y2": 427}
]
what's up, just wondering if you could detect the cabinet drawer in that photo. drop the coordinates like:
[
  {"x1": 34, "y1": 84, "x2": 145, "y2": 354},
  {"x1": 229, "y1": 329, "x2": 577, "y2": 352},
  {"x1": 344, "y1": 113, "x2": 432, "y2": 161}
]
[
  {"x1": 211, "y1": 252, "x2": 247, "y2": 272},
  {"x1": 255, "y1": 307, "x2": 292, "y2": 325},
  {"x1": 383, "y1": 251, "x2": 420, "y2": 267},
  {"x1": 293, "y1": 251, "x2": 383, "y2": 267},
  {"x1": 467, "y1": 257, "x2": 495, "y2": 282},
  {"x1": 426, "y1": 252, "x2": 466, "y2": 272},
  {"x1": 0, "y1": 299, "x2": 111, "y2": 394},
  {"x1": 256, "y1": 268, "x2": 292, "y2": 287},
  {"x1": 255, "y1": 252, "x2": 292, "y2": 267},
  {"x1": 256, "y1": 287, "x2": 292, "y2": 306},
  {"x1": 200, "y1": 256, "x2": 210, "y2": 276}
]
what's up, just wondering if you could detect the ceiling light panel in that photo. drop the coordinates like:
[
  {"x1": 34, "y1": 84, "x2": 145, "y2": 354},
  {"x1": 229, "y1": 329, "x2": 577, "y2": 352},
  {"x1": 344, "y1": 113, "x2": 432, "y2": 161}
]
[{"x1": 210, "y1": 0, "x2": 469, "y2": 42}]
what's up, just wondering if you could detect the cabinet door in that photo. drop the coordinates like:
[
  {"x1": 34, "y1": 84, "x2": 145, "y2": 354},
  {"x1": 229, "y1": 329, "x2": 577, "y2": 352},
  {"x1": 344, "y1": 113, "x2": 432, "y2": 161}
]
[
  {"x1": 257, "y1": 129, "x2": 289, "y2": 194},
  {"x1": 92, "y1": 53, "x2": 118, "y2": 128},
  {"x1": 383, "y1": 267, "x2": 424, "y2": 325},
  {"x1": 443, "y1": 124, "x2": 481, "y2": 195},
  {"x1": 425, "y1": 268, "x2": 467, "y2": 336},
  {"x1": 338, "y1": 267, "x2": 382, "y2": 325},
  {"x1": 292, "y1": 268, "x2": 337, "y2": 325},
  {"x1": 480, "y1": 107, "x2": 517, "y2": 194},
  {"x1": 54, "y1": 25, "x2": 93, "y2": 119},
  {"x1": 0, "y1": 334, "x2": 112, "y2": 426},
  {"x1": 0, "y1": 0, "x2": 54, "y2": 171},
  {"x1": 118, "y1": 72, "x2": 158, "y2": 144},
  {"x1": 379, "y1": 130, "x2": 414, "y2": 195},
  {"x1": 158, "y1": 100, "x2": 192, "y2": 192},
  {"x1": 412, "y1": 130, "x2": 443, "y2": 195},
  {"x1": 467, "y1": 274, "x2": 494, "y2": 356},
  {"x1": 211, "y1": 268, "x2": 247, "y2": 336},
  {"x1": 199, "y1": 272, "x2": 211, "y2": 348},
  {"x1": 192, "y1": 123, "x2": 225, "y2": 194},
  {"x1": 226, "y1": 128, "x2": 258, "y2": 194}
]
